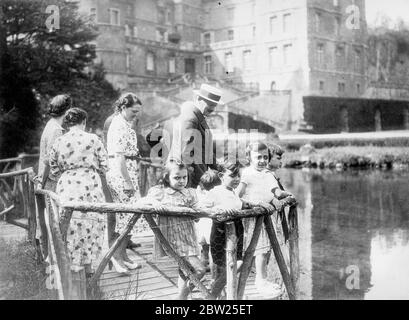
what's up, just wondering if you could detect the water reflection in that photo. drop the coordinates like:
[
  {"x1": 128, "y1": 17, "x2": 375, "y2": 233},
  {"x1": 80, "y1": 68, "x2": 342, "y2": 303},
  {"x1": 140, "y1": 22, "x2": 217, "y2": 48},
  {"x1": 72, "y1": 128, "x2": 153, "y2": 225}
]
[{"x1": 279, "y1": 169, "x2": 409, "y2": 300}]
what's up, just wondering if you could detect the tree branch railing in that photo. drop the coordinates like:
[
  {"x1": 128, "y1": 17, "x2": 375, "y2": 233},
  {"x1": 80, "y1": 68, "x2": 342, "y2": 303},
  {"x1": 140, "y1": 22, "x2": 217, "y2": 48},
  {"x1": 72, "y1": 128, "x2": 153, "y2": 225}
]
[
  {"x1": 0, "y1": 167, "x2": 37, "y2": 244},
  {"x1": 35, "y1": 187, "x2": 300, "y2": 300},
  {"x1": 1, "y1": 154, "x2": 300, "y2": 301}
]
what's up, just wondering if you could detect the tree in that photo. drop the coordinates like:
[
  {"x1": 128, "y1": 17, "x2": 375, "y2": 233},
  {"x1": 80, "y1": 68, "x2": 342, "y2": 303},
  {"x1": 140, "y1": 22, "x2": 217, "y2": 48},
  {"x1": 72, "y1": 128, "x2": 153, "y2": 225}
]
[{"x1": 0, "y1": 0, "x2": 118, "y2": 158}]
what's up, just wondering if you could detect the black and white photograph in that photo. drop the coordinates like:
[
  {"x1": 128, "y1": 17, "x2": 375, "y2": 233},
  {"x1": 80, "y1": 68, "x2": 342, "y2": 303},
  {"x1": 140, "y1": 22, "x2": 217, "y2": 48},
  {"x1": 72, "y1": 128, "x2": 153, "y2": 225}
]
[{"x1": 1, "y1": 0, "x2": 409, "y2": 304}]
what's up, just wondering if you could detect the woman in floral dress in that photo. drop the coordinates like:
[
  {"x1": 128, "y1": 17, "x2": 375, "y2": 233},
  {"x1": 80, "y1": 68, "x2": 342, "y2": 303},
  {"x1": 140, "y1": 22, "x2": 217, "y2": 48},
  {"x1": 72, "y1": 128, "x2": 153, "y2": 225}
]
[
  {"x1": 36, "y1": 94, "x2": 72, "y2": 256},
  {"x1": 106, "y1": 93, "x2": 146, "y2": 272},
  {"x1": 49, "y1": 108, "x2": 108, "y2": 280}
]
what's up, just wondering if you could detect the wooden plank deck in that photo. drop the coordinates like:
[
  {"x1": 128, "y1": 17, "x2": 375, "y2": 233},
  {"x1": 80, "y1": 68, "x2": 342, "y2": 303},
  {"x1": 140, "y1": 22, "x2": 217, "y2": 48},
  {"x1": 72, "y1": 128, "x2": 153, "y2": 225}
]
[{"x1": 98, "y1": 234, "x2": 285, "y2": 300}]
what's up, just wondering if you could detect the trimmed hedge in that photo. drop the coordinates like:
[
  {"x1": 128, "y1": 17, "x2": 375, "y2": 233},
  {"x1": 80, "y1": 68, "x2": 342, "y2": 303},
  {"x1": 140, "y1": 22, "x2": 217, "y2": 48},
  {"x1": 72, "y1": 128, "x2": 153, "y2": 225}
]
[{"x1": 304, "y1": 96, "x2": 409, "y2": 133}]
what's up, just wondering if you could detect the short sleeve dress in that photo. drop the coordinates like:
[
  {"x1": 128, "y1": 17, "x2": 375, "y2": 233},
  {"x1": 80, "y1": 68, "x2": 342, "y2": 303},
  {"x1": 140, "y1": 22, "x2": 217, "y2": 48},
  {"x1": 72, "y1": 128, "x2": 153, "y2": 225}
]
[
  {"x1": 143, "y1": 185, "x2": 201, "y2": 258},
  {"x1": 38, "y1": 118, "x2": 64, "y2": 190},
  {"x1": 239, "y1": 166, "x2": 281, "y2": 256},
  {"x1": 49, "y1": 128, "x2": 108, "y2": 271},
  {"x1": 106, "y1": 113, "x2": 147, "y2": 236}
]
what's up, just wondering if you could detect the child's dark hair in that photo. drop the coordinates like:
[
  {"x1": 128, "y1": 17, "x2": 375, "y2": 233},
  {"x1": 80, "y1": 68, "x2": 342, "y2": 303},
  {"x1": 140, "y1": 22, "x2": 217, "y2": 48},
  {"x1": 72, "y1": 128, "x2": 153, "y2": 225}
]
[
  {"x1": 199, "y1": 169, "x2": 221, "y2": 191},
  {"x1": 216, "y1": 160, "x2": 241, "y2": 176},
  {"x1": 268, "y1": 143, "x2": 285, "y2": 157},
  {"x1": 161, "y1": 158, "x2": 189, "y2": 188},
  {"x1": 246, "y1": 141, "x2": 271, "y2": 162}
]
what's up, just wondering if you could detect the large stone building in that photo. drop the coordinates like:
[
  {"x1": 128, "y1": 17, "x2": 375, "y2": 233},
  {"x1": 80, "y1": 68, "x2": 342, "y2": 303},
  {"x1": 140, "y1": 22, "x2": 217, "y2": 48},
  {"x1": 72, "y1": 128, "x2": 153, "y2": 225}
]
[{"x1": 77, "y1": 0, "x2": 369, "y2": 132}]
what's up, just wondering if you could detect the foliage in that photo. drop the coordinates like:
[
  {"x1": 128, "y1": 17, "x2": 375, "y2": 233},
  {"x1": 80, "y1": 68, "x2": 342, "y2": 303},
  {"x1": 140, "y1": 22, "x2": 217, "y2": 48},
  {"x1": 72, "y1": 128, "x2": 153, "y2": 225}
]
[
  {"x1": 0, "y1": 0, "x2": 118, "y2": 158},
  {"x1": 284, "y1": 146, "x2": 409, "y2": 170},
  {"x1": 368, "y1": 21, "x2": 409, "y2": 84},
  {"x1": 0, "y1": 239, "x2": 50, "y2": 300},
  {"x1": 303, "y1": 96, "x2": 409, "y2": 134}
]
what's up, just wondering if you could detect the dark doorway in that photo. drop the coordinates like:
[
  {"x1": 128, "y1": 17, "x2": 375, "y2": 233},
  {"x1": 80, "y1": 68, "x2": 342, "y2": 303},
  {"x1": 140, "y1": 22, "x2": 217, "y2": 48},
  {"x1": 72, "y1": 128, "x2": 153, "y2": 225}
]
[{"x1": 184, "y1": 58, "x2": 195, "y2": 74}]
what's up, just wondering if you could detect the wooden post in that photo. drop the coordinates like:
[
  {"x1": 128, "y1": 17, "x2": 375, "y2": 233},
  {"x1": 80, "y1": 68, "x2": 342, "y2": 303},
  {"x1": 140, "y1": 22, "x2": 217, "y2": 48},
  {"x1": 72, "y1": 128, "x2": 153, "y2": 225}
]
[
  {"x1": 88, "y1": 213, "x2": 142, "y2": 291},
  {"x1": 288, "y1": 206, "x2": 300, "y2": 296},
  {"x1": 225, "y1": 222, "x2": 237, "y2": 300},
  {"x1": 26, "y1": 178, "x2": 37, "y2": 245},
  {"x1": 143, "y1": 214, "x2": 213, "y2": 300},
  {"x1": 49, "y1": 197, "x2": 73, "y2": 299},
  {"x1": 71, "y1": 269, "x2": 87, "y2": 300},
  {"x1": 264, "y1": 216, "x2": 296, "y2": 300},
  {"x1": 237, "y1": 216, "x2": 264, "y2": 300},
  {"x1": 59, "y1": 209, "x2": 73, "y2": 242}
]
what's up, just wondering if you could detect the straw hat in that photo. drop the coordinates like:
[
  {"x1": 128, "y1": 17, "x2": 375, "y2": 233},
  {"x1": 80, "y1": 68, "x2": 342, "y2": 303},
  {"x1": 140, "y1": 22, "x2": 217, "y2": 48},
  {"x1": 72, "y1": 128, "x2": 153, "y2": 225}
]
[{"x1": 193, "y1": 84, "x2": 224, "y2": 105}]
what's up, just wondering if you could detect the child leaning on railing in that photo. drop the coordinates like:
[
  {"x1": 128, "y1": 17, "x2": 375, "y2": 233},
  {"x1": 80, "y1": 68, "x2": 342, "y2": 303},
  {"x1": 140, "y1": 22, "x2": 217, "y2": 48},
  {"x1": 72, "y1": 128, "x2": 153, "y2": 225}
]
[{"x1": 136, "y1": 158, "x2": 206, "y2": 300}]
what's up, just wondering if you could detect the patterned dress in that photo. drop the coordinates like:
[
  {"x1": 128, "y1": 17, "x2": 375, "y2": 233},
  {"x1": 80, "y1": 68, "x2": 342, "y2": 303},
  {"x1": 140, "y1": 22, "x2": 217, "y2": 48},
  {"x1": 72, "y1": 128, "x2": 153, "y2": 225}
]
[
  {"x1": 49, "y1": 128, "x2": 108, "y2": 271},
  {"x1": 142, "y1": 185, "x2": 201, "y2": 258},
  {"x1": 106, "y1": 113, "x2": 147, "y2": 236}
]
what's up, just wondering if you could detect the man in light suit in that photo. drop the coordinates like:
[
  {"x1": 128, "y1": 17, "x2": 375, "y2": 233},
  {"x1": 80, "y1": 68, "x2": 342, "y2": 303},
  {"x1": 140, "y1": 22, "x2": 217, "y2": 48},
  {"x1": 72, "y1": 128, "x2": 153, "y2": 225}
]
[{"x1": 170, "y1": 83, "x2": 224, "y2": 188}]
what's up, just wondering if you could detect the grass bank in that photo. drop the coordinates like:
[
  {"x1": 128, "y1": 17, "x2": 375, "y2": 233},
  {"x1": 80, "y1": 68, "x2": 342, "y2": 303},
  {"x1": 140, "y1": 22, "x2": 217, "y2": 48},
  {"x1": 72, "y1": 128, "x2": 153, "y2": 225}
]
[
  {"x1": 283, "y1": 146, "x2": 409, "y2": 170},
  {"x1": 0, "y1": 239, "x2": 50, "y2": 300}
]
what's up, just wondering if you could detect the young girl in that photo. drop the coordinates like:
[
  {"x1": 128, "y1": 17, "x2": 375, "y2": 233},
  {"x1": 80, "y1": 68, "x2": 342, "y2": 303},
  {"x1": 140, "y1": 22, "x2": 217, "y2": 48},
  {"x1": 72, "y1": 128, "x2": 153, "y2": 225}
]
[
  {"x1": 138, "y1": 159, "x2": 205, "y2": 300},
  {"x1": 235, "y1": 142, "x2": 283, "y2": 296}
]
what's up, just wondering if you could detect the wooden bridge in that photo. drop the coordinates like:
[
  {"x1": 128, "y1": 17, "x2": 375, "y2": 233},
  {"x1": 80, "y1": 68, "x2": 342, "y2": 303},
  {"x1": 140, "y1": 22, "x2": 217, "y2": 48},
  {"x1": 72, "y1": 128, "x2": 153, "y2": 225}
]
[{"x1": 0, "y1": 154, "x2": 300, "y2": 300}]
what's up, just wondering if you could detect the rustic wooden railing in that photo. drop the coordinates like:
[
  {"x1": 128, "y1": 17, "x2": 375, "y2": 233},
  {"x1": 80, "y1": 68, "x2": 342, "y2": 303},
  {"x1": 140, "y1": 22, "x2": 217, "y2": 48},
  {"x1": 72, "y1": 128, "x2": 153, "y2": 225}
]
[
  {"x1": 35, "y1": 189, "x2": 300, "y2": 300},
  {"x1": 1, "y1": 155, "x2": 300, "y2": 300},
  {"x1": 0, "y1": 158, "x2": 38, "y2": 246}
]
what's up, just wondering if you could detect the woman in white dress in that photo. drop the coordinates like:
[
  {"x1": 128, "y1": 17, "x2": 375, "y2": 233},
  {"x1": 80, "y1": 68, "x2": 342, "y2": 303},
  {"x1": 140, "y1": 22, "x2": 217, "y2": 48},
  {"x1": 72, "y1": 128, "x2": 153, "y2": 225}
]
[{"x1": 106, "y1": 93, "x2": 144, "y2": 274}]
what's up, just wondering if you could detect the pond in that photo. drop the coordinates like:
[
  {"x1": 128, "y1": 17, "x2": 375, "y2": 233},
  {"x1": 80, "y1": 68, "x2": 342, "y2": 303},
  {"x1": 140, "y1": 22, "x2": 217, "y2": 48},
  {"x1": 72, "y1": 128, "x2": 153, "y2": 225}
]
[{"x1": 279, "y1": 168, "x2": 409, "y2": 300}]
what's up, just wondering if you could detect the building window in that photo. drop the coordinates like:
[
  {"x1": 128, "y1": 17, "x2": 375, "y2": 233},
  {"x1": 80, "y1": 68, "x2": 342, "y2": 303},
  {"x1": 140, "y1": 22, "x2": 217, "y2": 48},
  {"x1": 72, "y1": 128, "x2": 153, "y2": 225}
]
[
  {"x1": 158, "y1": 7, "x2": 166, "y2": 24},
  {"x1": 125, "y1": 24, "x2": 130, "y2": 37},
  {"x1": 109, "y1": 8, "x2": 120, "y2": 26},
  {"x1": 253, "y1": 26, "x2": 256, "y2": 38},
  {"x1": 283, "y1": 13, "x2": 292, "y2": 33},
  {"x1": 315, "y1": 12, "x2": 321, "y2": 33},
  {"x1": 126, "y1": 49, "x2": 131, "y2": 71},
  {"x1": 228, "y1": 29, "x2": 234, "y2": 41},
  {"x1": 317, "y1": 43, "x2": 324, "y2": 65},
  {"x1": 269, "y1": 16, "x2": 278, "y2": 35},
  {"x1": 319, "y1": 80, "x2": 325, "y2": 91},
  {"x1": 133, "y1": 26, "x2": 138, "y2": 37},
  {"x1": 225, "y1": 52, "x2": 234, "y2": 73},
  {"x1": 336, "y1": 45, "x2": 345, "y2": 69},
  {"x1": 243, "y1": 50, "x2": 252, "y2": 71},
  {"x1": 204, "y1": 55, "x2": 213, "y2": 74},
  {"x1": 126, "y1": 5, "x2": 132, "y2": 17},
  {"x1": 283, "y1": 44, "x2": 293, "y2": 66},
  {"x1": 269, "y1": 46, "x2": 279, "y2": 70},
  {"x1": 90, "y1": 7, "x2": 97, "y2": 23},
  {"x1": 227, "y1": 7, "x2": 235, "y2": 20},
  {"x1": 354, "y1": 49, "x2": 361, "y2": 72},
  {"x1": 203, "y1": 32, "x2": 211, "y2": 45},
  {"x1": 146, "y1": 52, "x2": 155, "y2": 71},
  {"x1": 169, "y1": 57, "x2": 176, "y2": 74},
  {"x1": 338, "y1": 82, "x2": 346, "y2": 93},
  {"x1": 166, "y1": 9, "x2": 171, "y2": 24},
  {"x1": 335, "y1": 17, "x2": 341, "y2": 36}
]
